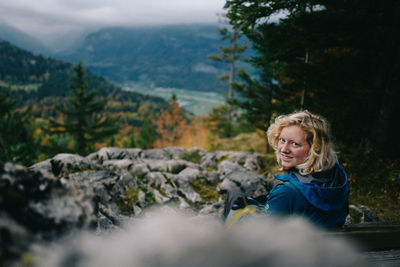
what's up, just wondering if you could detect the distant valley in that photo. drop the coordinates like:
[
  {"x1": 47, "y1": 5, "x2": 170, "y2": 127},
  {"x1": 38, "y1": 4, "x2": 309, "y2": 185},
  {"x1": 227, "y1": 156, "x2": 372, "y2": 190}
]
[
  {"x1": 56, "y1": 24, "x2": 252, "y2": 93},
  {"x1": 0, "y1": 23, "x2": 253, "y2": 115},
  {"x1": 122, "y1": 82, "x2": 225, "y2": 116}
]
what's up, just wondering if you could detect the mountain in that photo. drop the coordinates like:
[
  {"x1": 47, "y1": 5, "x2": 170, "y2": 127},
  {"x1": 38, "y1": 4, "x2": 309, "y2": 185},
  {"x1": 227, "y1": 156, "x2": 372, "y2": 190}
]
[
  {"x1": 0, "y1": 22, "x2": 51, "y2": 55},
  {"x1": 0, "y1": 39, "x2": 167, "y2": 108},
  {"x1": 58, "y1": 24, "x2": 253, "y2": 93}
]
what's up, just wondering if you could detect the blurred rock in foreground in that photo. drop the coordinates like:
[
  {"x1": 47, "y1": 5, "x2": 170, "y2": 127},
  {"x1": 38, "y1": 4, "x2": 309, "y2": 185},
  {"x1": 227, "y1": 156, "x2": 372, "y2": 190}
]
[{"x1": 0, "y1": 147, "x2": 376, "y2": 266}]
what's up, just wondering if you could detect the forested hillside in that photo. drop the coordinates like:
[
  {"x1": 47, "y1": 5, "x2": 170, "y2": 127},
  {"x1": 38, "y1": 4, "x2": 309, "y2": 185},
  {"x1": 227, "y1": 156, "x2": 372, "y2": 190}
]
[
  {"x1": 58, "y1": 24, "x2": 252, "y2": 92},
  {"x1": 0, "y1": 39, "x2": 172, "y2": 165},
  {"x1": 0, "y1": 39, "x2": 167, "y2": 105}
]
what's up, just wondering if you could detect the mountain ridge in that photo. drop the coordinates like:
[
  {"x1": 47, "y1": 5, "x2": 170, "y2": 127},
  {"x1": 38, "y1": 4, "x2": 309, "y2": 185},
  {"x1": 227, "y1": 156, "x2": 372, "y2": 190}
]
[
  {"x1": 0, "y1": 22, "x2": 51, "y2": 55},
  {"x1": 56, "y1": 24, "x2": 252, "y2": 93}
]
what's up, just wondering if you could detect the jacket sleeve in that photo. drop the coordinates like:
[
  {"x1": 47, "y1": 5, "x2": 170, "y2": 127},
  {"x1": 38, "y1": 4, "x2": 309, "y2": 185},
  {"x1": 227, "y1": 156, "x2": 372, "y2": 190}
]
[{"x1": 265, "y1": 182, "x2": 298, "y2": 216}]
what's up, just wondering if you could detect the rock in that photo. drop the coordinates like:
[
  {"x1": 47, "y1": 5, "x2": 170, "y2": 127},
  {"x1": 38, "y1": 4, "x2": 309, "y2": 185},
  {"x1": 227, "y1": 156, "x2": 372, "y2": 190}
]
[
  {"x1": 177, "y1": 167, "x2": 201, "y2": 183},
  {"x1": 152, "y1": 188, "x2": 171, "y2": 204},
  {"x1": 1, "y1": 147, "x2": 381, "y2": 266},
  {"x1": 31, "y1": 153, "x2": 101, "y2": 177},
  {"x1": 217, "y1": 161, "x2": 267, "y2": 196},
  {"x1": 1, "y1": 162, "x2": 97, "y2": 236},
  {"x1": 145, "y1": 172, "x2": 168, "y2": 188},
  {"x1": 0, "y1": 214, "x2": 35, "y2": 264},
  {"x1": 348, "y1": 204, "x2": 381, "y2": 224},
  {"x1": 200, "y1": 152, "x2": 219, "y2": 169},
  {"x1": 130, "y1": 162, "x2": 150, "y2": 176},
  {"x1": 95, "y1": 147, "x2": 142, "y2": 162},
  {"x1": 163, "y1": 146, "x2": 188, "y2": 159},
  {"x1": 141, "y1": 148, "x2": 171, "y2": 160},
  {"x1": 102, "y1": 159, "x2": 136, "y2": 171},
  {"x1": 142, "y1": 159, "x2": 196, "y2": 174},
  {"x1": 199, "y1": 200, "x2": 225, "y2": 216},
  {"x1": 0, "y1": 161, "x2": 97, "y2": 265}
]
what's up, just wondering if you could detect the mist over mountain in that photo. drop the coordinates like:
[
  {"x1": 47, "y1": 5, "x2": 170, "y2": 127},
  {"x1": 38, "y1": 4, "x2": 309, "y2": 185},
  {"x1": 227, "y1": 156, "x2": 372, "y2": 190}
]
[
  {"x1": 57, "y1": 24, "x2": 252, "y2": 93},
  {"x1": 0, "y1": 22, "x2": 51, "y2": 55},
  {"x1": 0, "y1": 23, "x2": 253, "y2": 94}
]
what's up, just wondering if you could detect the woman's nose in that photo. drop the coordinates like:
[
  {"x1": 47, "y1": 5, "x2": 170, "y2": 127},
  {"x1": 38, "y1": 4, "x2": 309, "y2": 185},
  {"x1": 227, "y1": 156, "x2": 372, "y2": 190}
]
[{"x1": 281, "y1": 142, "x2": 290, "y2": 153}]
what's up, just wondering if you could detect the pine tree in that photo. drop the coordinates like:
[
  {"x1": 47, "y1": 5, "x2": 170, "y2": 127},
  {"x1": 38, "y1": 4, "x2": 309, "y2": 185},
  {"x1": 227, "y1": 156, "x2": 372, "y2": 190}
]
[
  {"x1": 224, "y1": 0, "x2": 400, "y2": 157},
  {"x1": 49, "y1": 62, "x2": 120, "y2": 155},
  {"x1": 208, "y1": 21, "x2": 248, "y2": 124},
  {"x1": 136, "y1": 118, "x2": 159, "y2": 149},
  {"x1": 0, "y1": 87, "x2": 37, "y2": 165}
]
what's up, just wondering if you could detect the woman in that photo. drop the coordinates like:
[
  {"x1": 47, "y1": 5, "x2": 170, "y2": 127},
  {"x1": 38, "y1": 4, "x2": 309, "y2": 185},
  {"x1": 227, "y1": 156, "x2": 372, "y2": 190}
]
[{"x1": 224, "y1": 110, "x2": 349, "y2": 228}]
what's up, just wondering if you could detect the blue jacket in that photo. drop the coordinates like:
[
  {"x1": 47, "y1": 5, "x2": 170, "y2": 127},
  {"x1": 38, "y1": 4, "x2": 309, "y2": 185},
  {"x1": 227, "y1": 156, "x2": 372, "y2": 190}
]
[{"x1": 265, "y1": 163, "x2": 349, "y2": 228}]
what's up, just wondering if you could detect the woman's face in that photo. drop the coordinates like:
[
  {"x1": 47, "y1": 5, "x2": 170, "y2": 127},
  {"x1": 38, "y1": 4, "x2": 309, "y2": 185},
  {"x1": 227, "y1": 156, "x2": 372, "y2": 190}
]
[{"x1": 277, "y1": 125, "x2": 310, "y2": 170}]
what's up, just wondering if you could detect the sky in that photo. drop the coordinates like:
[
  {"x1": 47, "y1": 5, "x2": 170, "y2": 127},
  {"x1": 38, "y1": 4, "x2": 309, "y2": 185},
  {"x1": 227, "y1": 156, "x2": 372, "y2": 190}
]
[{"x1": 0, "y1": 0, "x2": 226, "y2": 42}]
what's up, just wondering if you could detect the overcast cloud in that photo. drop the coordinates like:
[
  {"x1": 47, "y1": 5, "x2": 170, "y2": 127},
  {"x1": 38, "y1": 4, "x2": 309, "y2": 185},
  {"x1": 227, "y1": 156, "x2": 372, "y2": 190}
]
[{"x1": 0, "y1": 0, "x2": 226, "y2": 40}]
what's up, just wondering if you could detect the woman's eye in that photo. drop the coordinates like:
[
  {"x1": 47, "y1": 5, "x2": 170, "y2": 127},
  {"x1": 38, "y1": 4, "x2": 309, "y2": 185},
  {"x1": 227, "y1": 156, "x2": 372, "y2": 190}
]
[
  {"x1": 279, "y1": 138, "x2": 285, "y2": 143},
  {"x1": 292, "y1": 142, "x2": 300, "y2": 147}
]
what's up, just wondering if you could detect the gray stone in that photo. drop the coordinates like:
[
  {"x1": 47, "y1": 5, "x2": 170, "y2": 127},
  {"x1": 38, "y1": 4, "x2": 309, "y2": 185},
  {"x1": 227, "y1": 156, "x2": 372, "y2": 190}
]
[
  {"x1": 130, "y1": 162, "x2": 150, "y2": 177},
  {"x1": 217, "y1": 179, "x2": 241, "y2": 194},
  {"x1": 30, "y1": 153, "x2": 101, "y2": 177},
  {"x1": 0, "y1": 162, "x2": 97, "y2": 241},
  {"x1": 177, "y1": 167, "x2": 201, "y2": 183},
  {"x1": 349, "y1": 204, "x2": 381, "y2": 224},
  {"x1": 146, "y1": 172, "x2": 168, "y2": 188},
  {"x1": 163, "y1": 146, "x2": 188, "y2": 159},
  {"x1": 218, "y1": 161, "x2": 267, "y2": 196},
  {"x1": 96, "y1": 147, "x2": 142, "y2": 162},
  {"x1": 141, "y1": 148, "x2": 171, "y2": 160},
  {"x1": 200, "y1": 152, "x2": 218, "y2": 169},
  {"x1": 152, "y1": 188, "x2": 171, "y2": 204},
  {"x1": 102, "y1": 159, "x2": 135, "y2": 171}
]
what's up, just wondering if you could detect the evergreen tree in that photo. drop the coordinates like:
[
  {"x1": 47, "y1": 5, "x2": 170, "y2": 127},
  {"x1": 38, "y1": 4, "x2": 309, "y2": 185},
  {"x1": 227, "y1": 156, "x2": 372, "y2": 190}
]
[
  {"x1": 0, "y1": 87, "x2": 37, "y2": 165},
  {"x1": 208, "y1": 21, "x2": 248, "y2": 124},
  {"x1": 49, "y1": 62, "x2": 120, "y2": 155},
  {"x1": 224, "y1": 0, "x2": 400, "y2": 157},
  {"x1": 231, "y1": 69, "x2": 280, "y2": 152},
  {"x1": 136, "y1": 118, "x2": 159, "y2": 149},
  {"x1": 206, "y1": 105, "x2": 234, "y2": 138}
]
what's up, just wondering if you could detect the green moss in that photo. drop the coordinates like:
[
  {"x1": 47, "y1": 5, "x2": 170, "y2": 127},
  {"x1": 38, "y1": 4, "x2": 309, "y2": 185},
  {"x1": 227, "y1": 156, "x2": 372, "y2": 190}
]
[
  {"x1": 21, "y1": 252, "x2": 35, "y2": 266},
  {"x1": 216, "y1": 154, "x2": 229, "y2": 164},
  {"x1": 206, "y1": 166, "x2": 217, "y2": 172},
  {"x1": 116, "y1": 186, "x2": 139, "y2": 215},
  {"x1": 151, "y1": 184, "x2": 168, "y2": 197},
  {"x1": 66, "y1": 165, "x2": 96, "y2": 173},
  {"x1": 180, "y1": 151, "x2": 202, "y2": 164},
  {"x1": 189, "y1": 178, "x2": 220, "y2": 203},
  {"x1": 348, "y1": 206, "x2": 363, "y2": 224},
  {"x1": 137, "y1": 182, "x2": 156, "y2": 205}
]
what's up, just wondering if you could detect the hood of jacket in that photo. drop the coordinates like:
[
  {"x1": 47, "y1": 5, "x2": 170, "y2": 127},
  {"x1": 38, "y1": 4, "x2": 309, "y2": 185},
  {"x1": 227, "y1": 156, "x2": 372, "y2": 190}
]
[{"x1": 275, "y1": 163, "x2": 349, "y2": 212}]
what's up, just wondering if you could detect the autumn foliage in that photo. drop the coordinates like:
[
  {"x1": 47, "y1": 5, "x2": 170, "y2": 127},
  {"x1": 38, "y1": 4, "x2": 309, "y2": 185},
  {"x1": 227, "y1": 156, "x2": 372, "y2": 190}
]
[{"x1": 155, "y1": 97, "x2": 187, "y2": 148}]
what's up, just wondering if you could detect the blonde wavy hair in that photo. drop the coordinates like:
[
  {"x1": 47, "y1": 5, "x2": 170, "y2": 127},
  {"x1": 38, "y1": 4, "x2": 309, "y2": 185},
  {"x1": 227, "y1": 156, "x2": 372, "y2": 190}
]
[{"x1": 266, "y1": 110, "x2": 337, "y2": 175}]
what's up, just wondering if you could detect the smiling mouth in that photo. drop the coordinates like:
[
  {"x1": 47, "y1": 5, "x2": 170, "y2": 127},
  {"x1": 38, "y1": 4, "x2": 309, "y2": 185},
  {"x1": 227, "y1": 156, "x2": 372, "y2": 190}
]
[{"x1": 281, "y1": 154, "x2": 293, "y2": 160}]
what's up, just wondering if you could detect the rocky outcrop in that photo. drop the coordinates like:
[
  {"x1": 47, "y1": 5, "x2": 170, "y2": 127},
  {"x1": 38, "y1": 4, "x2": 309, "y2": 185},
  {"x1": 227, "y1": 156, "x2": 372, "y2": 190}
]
[
  {"x1": 0, "y1": 146, "x2": 380, "y2": 266},
  {"x1": 0, "y1": 147, "x2": 268, "y2": 265}
]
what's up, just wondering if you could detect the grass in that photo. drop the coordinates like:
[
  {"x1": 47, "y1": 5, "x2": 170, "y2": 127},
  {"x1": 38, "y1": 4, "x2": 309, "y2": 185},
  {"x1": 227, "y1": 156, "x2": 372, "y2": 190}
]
[
  {"x1": 180, "y1": 150, "x2": 202, "y2": 164},
  {"x1": 339, "y1": 148, "x2": 400, "y2": 222},
  {"x1": 0, "y1": 80, "x2": 41, "y2": 91},
  {"x1": 208, "y1": 131, "x2": 267, "y2": 153}
]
